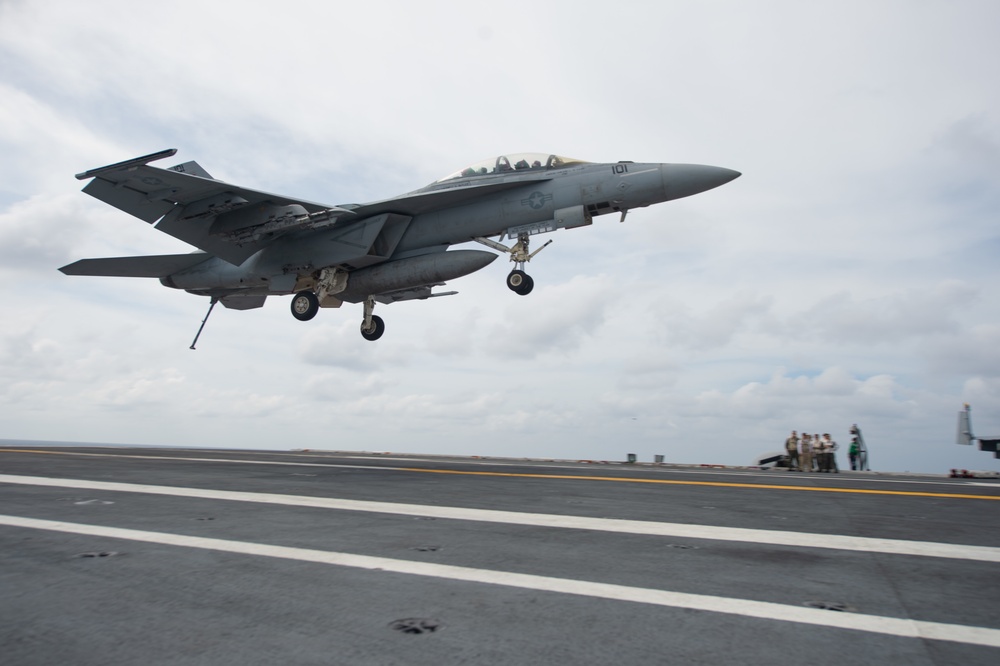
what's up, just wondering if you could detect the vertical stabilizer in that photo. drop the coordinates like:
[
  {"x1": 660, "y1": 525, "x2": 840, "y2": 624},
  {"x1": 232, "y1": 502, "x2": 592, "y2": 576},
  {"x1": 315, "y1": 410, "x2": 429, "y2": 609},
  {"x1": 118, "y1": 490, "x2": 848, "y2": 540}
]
[{"x1": 956, "y1": 404, "x2": 974, "y2": 445}]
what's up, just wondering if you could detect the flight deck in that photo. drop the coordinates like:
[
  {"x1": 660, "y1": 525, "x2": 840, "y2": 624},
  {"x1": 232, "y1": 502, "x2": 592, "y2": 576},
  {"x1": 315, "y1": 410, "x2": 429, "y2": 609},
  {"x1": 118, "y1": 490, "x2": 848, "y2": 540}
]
[{"x1": 1, "y1": 446, "x2": 998, "y2": 665}]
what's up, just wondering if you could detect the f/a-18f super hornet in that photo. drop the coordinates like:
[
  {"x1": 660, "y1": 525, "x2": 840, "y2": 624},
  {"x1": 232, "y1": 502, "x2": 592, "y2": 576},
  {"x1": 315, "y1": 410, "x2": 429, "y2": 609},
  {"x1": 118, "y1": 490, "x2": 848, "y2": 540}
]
[{"x1": 61, "y1": 149, "x2": 739, "y2": 346}]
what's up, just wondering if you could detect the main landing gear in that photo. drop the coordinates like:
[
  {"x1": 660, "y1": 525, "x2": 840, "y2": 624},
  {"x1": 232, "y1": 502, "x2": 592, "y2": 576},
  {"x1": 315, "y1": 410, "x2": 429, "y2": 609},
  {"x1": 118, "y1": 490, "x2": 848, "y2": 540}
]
[
  {"x1": 475, "y1": 232, "x2": 552, "y2": 296},
  {"x1": 290, "y1": 291, "x2": 385, "y2": 341},
  {"x1": 291, "y1": 291, "x2": 319, "y2": 321},
  {"x1": 360, "y1": 296, "x2": 385, "y2": 341}
]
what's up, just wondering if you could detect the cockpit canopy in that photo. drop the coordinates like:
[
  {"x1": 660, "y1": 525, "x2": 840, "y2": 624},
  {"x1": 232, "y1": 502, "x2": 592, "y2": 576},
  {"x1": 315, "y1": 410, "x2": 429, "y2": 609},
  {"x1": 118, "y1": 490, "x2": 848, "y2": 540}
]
[{"x1": 436, "y1": 153, "x2": 588, "y2": 183}]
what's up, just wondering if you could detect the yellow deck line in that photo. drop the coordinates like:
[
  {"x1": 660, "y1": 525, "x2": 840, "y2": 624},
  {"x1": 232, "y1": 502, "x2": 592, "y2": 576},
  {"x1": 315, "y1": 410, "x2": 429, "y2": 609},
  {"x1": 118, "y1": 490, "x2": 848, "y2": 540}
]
[
  {"x1": 398, "y1": 467, "x2": 1000, "y2": 500},
  {"x1": 2, "y1": 448, "x2": 998, "y2": 500}
]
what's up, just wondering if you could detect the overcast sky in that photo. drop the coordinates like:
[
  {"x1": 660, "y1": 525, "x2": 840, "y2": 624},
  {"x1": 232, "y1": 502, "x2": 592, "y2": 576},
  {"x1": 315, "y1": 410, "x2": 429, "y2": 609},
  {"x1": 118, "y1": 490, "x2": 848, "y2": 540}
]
[{"x1": 2, "y1": 0, "x2": 998, "y2": 473}]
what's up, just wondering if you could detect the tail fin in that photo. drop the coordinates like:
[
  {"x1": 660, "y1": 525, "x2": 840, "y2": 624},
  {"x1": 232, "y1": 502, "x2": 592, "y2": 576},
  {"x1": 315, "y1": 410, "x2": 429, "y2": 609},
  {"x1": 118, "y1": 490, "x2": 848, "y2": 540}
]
[{"x1": 957, "y1": 404, "x2": 974, "y2": 445}]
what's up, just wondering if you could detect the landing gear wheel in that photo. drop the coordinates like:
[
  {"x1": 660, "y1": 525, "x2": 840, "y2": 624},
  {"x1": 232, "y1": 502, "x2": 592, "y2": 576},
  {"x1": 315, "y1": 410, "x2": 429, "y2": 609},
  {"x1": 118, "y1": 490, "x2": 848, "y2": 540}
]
[
  {"x1": 361, "y1": 314, "x2": 385, "y2": 341},
  {"x1": 516, "y1": 274, "x2": 534, "y2": 295},
  {"x1": 507, "y1": 270, "x2": 534, "y2": 296},
  {"x1": 506, "y1": 270, "x2": 526, "y2": 291},
  {"x1": 291, "y1": 291, "x2": 319, "y2": 321},
  {"x1": 507, "y1": 270, "x2": 528, "y2": 293}
]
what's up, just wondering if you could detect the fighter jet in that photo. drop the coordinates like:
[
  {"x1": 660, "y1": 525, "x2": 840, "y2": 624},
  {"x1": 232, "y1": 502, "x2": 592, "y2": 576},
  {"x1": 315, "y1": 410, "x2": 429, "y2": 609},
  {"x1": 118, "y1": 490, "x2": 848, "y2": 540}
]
[{"x1": 61, "y1": 150, "x2": 740, "y2": 345}]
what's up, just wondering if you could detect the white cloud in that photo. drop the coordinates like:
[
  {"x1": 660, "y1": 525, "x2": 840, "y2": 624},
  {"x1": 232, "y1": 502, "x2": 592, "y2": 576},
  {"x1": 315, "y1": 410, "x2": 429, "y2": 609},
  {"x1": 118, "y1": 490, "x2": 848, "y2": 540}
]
[
  {"x1": 485, "y1": 274, "x2": 617, "y2": 357},
  {"x1": 298, "y1": 322, "x2": 388, "y2": 371},
  {"x1": 793, "y1": 280, "x2": 980, "y2": 345},
  {"x1": 654, "y1": 291, "x2": 775, "y2": 351},
  {"x1": 83, "y1": 368, "x2": 187, "y2": 410},
  {"x1": 926, "y1": 324, "x2": 1000, "y2": 379},
  {"x1": 1, "y1": 0, "x2": 998, "y2": 472},
  {"x1": 0, "y1": 194, "x2": 104, "y2": 274}
]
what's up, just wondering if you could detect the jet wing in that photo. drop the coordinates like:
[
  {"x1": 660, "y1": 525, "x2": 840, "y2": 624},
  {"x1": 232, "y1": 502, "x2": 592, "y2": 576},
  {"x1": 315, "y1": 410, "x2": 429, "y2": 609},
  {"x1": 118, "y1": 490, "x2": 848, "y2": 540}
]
[
  {"x1": 77, "y1": 149, "x2": 334, "y2": 220},
  {"x1": 59, "y1": 252, "x2": 210, "y2": 278},
  {"x1": 76, "y1": 150, "x2": 339, "y2": 266}
]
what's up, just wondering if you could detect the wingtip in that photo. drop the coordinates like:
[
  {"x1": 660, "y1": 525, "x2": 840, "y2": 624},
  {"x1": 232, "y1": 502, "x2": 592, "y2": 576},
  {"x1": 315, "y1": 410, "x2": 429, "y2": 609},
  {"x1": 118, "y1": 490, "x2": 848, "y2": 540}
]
[{"x1": 75, "y1": 149, "x2": 179, "y2": 181}]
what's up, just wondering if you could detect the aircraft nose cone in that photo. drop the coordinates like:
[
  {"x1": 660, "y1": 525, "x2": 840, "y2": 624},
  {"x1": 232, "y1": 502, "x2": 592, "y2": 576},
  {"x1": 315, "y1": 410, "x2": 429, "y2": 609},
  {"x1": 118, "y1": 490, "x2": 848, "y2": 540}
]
[{"x1": 660, "y1": 164, "x2": 741, "y2": 201}]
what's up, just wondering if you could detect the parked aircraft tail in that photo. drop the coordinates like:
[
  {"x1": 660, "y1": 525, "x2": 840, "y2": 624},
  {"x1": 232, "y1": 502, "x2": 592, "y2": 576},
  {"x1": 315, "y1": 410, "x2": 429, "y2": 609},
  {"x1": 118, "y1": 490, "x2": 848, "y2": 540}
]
[{"x1": 957, "y1": 404, "x2": 974, "y2": 446}]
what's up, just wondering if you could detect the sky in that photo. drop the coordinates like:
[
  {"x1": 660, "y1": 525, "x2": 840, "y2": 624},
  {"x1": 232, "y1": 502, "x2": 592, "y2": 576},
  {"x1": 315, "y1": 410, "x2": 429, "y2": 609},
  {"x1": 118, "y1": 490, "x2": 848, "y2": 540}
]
[{"x1": 1, "y1": 0, "x2": 998, "y2": 473}]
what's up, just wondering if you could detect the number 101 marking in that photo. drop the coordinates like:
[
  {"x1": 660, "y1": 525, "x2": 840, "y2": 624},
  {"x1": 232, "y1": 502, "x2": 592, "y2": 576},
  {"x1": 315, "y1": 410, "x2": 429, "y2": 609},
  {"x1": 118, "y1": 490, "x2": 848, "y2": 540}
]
[{"x1": 612, "y1": 164, "x2": 629, "y2": 174}]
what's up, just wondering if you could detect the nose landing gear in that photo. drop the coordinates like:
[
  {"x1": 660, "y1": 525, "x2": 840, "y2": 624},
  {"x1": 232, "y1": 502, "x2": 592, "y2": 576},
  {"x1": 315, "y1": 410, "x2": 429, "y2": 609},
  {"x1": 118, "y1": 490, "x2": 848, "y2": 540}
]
[{"x1": 475, "y1": 232, "x2": 551, "y2": 296}]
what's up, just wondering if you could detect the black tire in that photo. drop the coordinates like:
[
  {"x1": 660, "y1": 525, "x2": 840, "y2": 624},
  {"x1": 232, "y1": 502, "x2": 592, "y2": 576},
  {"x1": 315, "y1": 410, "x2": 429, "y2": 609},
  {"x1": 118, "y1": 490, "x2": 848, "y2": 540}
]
[
  {"x1": 290, "y1": 291, "x2": 319, "y2": 321},
  {"x1": 515, "y1": 274, "x2": 534, "y2": 295},
  {"x1": 507, "y1": 270, "x2": 528, "y2": 292},
  {"x1": 361, "y1": 314, "x2": 385, "y2": 341}
]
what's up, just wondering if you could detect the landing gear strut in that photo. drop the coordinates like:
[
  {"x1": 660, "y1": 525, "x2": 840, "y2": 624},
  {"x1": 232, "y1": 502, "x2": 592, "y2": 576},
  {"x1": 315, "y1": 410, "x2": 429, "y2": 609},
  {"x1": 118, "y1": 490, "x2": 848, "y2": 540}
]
[
  {"x1": 360, "y1": 296, "x2": 385, "y2": 341},
  {"x1": 474, "y1": 232, "x2": 551, "y2": 296}
]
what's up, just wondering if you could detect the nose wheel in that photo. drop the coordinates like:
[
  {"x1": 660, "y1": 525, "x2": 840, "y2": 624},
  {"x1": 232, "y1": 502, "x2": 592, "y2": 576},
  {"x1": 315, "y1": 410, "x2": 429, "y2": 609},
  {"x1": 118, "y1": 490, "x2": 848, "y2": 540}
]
[{"x1": 506, "y1": 270, "x2": 534, "y2": 295}]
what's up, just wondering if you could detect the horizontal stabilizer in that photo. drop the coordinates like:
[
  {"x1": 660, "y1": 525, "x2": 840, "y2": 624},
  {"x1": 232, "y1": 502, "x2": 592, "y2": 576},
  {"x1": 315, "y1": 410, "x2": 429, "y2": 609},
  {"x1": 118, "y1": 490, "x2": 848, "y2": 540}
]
[
  {"x1": 59, "y1": 253, "x2": 209, "y2": 278},
  {"x1": 979, "y1": 438, "x2": 1000, "y2": 453}
]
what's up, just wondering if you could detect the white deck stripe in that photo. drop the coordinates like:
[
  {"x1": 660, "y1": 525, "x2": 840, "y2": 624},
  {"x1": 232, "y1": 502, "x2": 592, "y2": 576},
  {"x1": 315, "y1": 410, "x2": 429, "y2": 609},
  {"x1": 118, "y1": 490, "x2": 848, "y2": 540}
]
[
  {"x1": 2, "y1": 474, "x2": 998, "y2": 563},
  {"x1": 1, "y1": 514, "x2": 998, "y2": 649},
  {"x1": 0, "y1": 450, "x2": 392, "y2": 471}
]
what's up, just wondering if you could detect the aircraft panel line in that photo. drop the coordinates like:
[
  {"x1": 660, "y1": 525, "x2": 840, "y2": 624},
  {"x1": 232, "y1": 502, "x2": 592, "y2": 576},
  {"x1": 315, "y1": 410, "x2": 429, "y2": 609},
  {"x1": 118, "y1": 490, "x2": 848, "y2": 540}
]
[
  {"x1": 2, "y1": 474, "x2": 998, "y2": 562},
  {"x1": 1, "y1": 514, "x2": 998, "y2": 649}
]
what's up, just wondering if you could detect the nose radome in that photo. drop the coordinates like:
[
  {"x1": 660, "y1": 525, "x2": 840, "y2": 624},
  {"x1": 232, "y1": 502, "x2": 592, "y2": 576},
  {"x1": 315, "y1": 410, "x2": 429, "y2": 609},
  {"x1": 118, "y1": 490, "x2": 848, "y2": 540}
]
[{"x1": 660, "y1": 164, "x2": 741, "y2": 201}]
